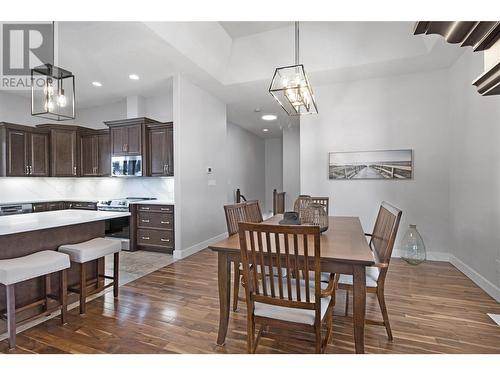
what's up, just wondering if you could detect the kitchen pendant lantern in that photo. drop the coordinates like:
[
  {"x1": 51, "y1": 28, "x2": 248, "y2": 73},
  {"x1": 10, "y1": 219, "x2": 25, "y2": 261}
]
[
  {"x1": 269, "y1": 21, "x2": 318, "y2": 116},
  {"x1": 31, "y1": 22, "x2": 75, "y2": 121}
]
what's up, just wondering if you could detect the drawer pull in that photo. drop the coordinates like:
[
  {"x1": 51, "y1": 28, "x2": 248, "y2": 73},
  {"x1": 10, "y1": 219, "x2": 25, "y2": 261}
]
[
  {"x1": 141, "y1": 236, "x2": 150, "y2": 240},
  {"x1": 141, "y1": 219, "x2": 150, "y2": 223},
  {"x1": 161, "y1": 221, "x2": 170, "y2": 225},
  {"x1": 161, "y1": 238, "x2": 170, "y2": 242},
  {"x1": 141, "y1": 207, "x2": 150, "y2": 210},
  {"x1": 160, "y1": 208, "x2": 170, "y2": 211}
]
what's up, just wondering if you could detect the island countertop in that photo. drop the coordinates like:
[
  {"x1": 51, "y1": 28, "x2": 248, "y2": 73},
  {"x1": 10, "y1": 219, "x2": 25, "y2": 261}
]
[{"x1": 0, "y1": 209, "x2": 130, "y2": 236}]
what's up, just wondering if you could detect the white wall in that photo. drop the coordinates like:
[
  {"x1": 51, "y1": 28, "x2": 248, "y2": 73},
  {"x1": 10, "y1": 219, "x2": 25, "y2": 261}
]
[
  {"x1": 226, "y1": 122, "x2": 265, "y2": 205},
  {"x1": 301, "y1": 69, "x2": 451, "y2": 256},
  {"x1": 264, "y1": 137, "x2": 283, "y2": 214},
  {"x1": 449, "y1": 50, "x2": 500, "y2": 295},
  {"x1": 282, "y1": 125, "x2": 301, "y2": 211},
  {"x1": 173, "y1": 75, "x2": 227, "y2": 257},
  {"x1": 0, "y1": 92, "x2": 41, "y2": 126}
]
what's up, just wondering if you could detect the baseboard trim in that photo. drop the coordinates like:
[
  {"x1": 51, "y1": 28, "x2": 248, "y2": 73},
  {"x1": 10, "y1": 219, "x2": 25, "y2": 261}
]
[
  {"x1": 173, "y1": 232, "x2": 228, "y2": 260},
  {"x1": 449, "y1": 255, "x2": 500, "y2": 302},
  {"x1": 392, "y1": 248, "x2": 450, "y2": 262}
]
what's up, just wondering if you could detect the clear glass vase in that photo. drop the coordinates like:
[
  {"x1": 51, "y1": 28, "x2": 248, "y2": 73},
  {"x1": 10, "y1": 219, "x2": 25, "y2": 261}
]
[{"x1": 401, "y1": 224, "x2": 426, "y2": 265}]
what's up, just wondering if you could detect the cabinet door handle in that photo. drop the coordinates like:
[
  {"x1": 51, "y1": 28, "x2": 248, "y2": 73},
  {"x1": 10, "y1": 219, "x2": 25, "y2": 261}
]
[
  {"x1": 161, "y1": 238, "x2": 170, "y2": 242},
  {"x1": 73, "y1": 166, "x2": 77, "y2": 175},
  {"x1": 141, "y1": 219, "x2": 150, "y2": 223},
  {"x1": 29, "y1": 166, "x2": 32, "y2": 175},
  {"x1": 25, "y1": 165, "x2": 28, "y2": 175},
  {"x1": 141, "y1": 236, "x2": 150, "y2": 240},
  {"x1": 161, "y1": 221, "x2": 170, "y2": 225}
]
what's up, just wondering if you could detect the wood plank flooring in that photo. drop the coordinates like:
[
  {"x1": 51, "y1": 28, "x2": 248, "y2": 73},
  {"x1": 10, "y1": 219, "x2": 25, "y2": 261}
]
[{"x1": 1, "y1": 249, "x2": 499, "y2": 354}]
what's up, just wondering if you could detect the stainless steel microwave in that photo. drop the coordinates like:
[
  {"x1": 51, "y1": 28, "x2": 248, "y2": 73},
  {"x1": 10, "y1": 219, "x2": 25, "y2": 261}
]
[{"x1": 111, "y1": 156, "x2": 143, "y2": 176}]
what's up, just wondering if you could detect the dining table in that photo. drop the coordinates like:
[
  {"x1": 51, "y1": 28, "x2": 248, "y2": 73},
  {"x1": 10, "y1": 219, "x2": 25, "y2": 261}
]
[{"x1": 209, "y1": 214, "x2": 375, "y2": 354}]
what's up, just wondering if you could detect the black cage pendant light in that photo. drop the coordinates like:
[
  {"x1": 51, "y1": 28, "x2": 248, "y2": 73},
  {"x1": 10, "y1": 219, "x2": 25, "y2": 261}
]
[
  {"x1": 31, "y1": 22, "x2": 75, "y2": 121},
  {"x1": 269, "y1": 21, "x2": 318, "y2": 116}
]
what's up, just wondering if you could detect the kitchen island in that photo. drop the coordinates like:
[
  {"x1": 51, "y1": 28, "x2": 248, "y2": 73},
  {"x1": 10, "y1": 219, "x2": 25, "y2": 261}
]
[{"x1": 0, "y1": 209, "x2": 130, "y2": 333}]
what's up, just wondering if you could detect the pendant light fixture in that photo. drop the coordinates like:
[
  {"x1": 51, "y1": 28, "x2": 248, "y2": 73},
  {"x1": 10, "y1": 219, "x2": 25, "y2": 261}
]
[
  {"x1": 269, "y1": 21, "x2": 318, "y2": 116},
  {"x1": 31, "y1": 21, "x2": 75, "y2": 121}
]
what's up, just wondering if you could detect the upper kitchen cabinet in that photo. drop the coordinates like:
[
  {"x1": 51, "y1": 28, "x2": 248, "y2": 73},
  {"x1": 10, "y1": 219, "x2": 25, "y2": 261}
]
[
  {"x1": 0, "y1": 123, "x2": 50, "y2": 177},
  {"x1": 105, "y1": 117, "x2": 157, "y2": 156},
  {"x1": 146, "y1": 122, "x2": 174, "y2": 177},
  {"x1": 37, "y1": 125, "x2": 79, "y2": 177},
  {"x1": 80, "y1": 129, "x2": 111, "y2": 177}
]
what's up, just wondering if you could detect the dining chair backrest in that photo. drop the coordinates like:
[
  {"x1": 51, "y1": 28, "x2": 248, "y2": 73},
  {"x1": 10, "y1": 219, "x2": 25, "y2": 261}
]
[
  {"x1": 273, "y1": 189, "x2": 286, "y2": 215},
  {"x1": 311, "y1": 197, "x2": 329, "y2": 215},
  {"x1": 370, "y1": 201, "x2": 402, "y2": 265},
  {"x1": 224, "y1": 203, "x2": 248, "y2": 236},
  {"x1": 238, "y1": 222, "x2": 322, "y2": 310},
  {"x1": 245, "y1": 200, "x2": 263, "y2": 223}
]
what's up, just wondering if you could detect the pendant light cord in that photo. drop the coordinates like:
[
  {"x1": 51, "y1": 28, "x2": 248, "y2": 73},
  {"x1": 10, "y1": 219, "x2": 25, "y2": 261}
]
[
  {"x1": 295, "y1": 21, "x2": 299, "y2": 65},
  {"x1": 52, "y1": 21, "x2": 55, "y2": 65}
]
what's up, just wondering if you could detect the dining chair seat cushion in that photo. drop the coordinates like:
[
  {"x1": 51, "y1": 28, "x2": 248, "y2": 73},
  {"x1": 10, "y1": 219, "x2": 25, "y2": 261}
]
[
  {"x1": 0, "y1": 251, "x2": 70, "y2": 285},
  {"x1": 337, "y1": 266, "x2": 380, "y2": 288},
  {"x1": 58, "y1": 238, "x2": 121, "y2": 263},
  {"x1": 254, "y1": 277, "x2": 331, "y2": 325}
]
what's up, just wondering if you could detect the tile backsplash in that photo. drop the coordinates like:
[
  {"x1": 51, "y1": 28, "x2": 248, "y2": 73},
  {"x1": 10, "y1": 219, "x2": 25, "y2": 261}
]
[{"x1": 0, "y1": 177, "x2": 174, "y2": 203}]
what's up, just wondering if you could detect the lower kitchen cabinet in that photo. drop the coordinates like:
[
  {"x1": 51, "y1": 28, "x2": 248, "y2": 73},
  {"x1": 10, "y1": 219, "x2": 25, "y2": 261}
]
[{"x1": 130, "y1": 204, "x2": 174, "y2": 253}]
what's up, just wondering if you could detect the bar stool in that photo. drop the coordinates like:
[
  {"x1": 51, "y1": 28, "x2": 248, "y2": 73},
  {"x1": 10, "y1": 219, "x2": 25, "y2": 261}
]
[
  {"x1": 0, "y1": 251, "x2": 70, "y2": 349},
  {"x1": 58, "y1": 238, "x2": 121, "y2": 314}
]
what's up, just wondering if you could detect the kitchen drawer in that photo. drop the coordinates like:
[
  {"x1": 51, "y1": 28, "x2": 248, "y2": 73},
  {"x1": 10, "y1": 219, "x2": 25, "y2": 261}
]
[
  {"x1": 137, "y1": 229, "x2": 173, "y2": 248},
  {"x1": 32, "y1": 203, "x2": 49, "y2": 212},
  {"x1": 137, "y1": 204, "x2": 173, "y2": 213},
  {"x1": 48, "y1": 201, "x2": 65, "y2": 211},
  {"x1": 66, "y1": 201, "x2": 97, "y2": 210},
  {"x1": 137, "y1": 212, "x2": 173, "y2": 230}
]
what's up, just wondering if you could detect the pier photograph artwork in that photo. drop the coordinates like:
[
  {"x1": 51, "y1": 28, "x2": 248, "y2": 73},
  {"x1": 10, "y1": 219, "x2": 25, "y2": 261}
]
[{"x1": 329, "y1": 149, "x2": 413, "y2": 180}]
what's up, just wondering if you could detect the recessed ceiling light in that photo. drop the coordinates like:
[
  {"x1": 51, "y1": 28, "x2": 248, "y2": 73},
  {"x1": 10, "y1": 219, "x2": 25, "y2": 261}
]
[
  {"x1": 129, "y1": 74, "x2": 140, "y2": 80},
  {"x1": 92, "y1": 81, "x2": 102, "y2": 87},
  {"x1": 262, "y1": 114, "x2": 277, "y2": 121},
  {"x1": 262, "y1": 128, "x2": 269, "y2": 132}
]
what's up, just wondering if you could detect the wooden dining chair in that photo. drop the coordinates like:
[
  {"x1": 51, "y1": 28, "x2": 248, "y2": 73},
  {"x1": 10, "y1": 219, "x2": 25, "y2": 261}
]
[
  {"x1": 272, "y1": 189, "x2": 286, "y2": 215},
  {"x1": 336, "y1": 201, "x2": 402, "y2": 341},
  {"x1": 245, "y1": 200, "x2": 263, "y2": 223},
  {"x1": 238, "y1": 222, "x2": 336, "y2": 353},
  {"x1": 224, "y1": 202, "x2": 249, "y2": 312},
  {"x1": 311, "y1": 197, "x2": 330, "y2": 216}
]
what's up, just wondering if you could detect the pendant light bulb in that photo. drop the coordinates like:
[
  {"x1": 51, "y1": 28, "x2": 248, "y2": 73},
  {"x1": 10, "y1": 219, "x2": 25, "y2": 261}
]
[{"x1": 57, "y1": 88, "x2": 67, "y2": 107}]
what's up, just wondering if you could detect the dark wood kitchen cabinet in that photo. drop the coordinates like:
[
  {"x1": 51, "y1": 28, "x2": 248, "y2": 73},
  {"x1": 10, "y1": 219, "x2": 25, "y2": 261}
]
[
  {"x1": 0, "y1": 123, "x2": 49, "y2": 177},
  {"x1": 106, "y1": 118, "x2": 153, "y2": 156},
  {"x1": 80, "y1": 130, "x2": 110, "y2": 176},
  {"x1": 36, "y1": 125, "x2": 79, "y2": 177},
  {"x1": 146, "y1": 122, "x2": 174, "y2": 176},
  {"x1": 130, "y1": 203, "x2": 175, "y2": 253}
]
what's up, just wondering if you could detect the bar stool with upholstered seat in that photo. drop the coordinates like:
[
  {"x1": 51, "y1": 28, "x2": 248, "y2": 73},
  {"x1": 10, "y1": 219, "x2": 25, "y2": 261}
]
[
  {"x1": 0, "y1": 250, "x2": 70, "y2": 349},
  {"x1": 58, "y1": 238, "x2": 121, "y2": 314}
]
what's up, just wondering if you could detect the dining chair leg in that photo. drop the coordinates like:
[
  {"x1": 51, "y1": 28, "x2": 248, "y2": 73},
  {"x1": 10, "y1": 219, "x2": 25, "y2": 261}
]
[
  {"x1": 113, "y1": 253, "x2": 120, "y2": 298},
  {"x1": 377, "y1": 287, "x2": 393, "y2": 341},
  {"x1": 344, "y1": 290, "x2": 349, "y2": 316},
  {"x1": 6, "y1": 284, "x2": 16, "y2": 349},
  {"x1": 323, "y1": 305, "x2": 333, "y2": 351},
  {"x1": 247, "y1": 315, "x2": 255, "y2": 354},
  {"x1": 79, "y1": 263, "x2": 87, "y2": 315},
  {"x1": 232, "y1": 263, "x2": 240, "y2": 312},
  {"x1": 60, "y1": 269, "x2": 68, "y2": 324},
  {"x1": 315, "y1": 322, "x2": 322, "y2": 354}
]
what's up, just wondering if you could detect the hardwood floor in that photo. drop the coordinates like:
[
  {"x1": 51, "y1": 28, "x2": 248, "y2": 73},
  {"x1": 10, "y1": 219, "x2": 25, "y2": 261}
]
[{"x1": 1, "y1": 249, "x2": 499, "y2": 354}]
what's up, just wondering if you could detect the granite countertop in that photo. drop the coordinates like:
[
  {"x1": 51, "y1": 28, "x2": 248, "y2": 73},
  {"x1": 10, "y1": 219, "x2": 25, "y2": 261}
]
[
  {"x1": 0, "y1": 209, "x2": 130, "y2": 236},
  {"x1": 131, "y1": 200, "x2": 175, "y2": 206},
  {"x1": 0, "y1": 199, "x2": 101, "y2": 206}
]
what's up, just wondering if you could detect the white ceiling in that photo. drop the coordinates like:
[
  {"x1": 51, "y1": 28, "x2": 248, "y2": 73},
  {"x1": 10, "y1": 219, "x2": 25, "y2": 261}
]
[
  {"x1": 219, "y1": 21, "x2": 291, "y2": 39},
  {"x1": 0, "y1": 21, "x2": 464, "y2": 138}
]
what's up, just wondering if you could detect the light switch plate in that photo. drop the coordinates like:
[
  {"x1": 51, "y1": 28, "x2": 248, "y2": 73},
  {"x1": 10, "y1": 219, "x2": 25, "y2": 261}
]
[{"x1": 208, "y1": 179, "x2": 216, "y2": 186}]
